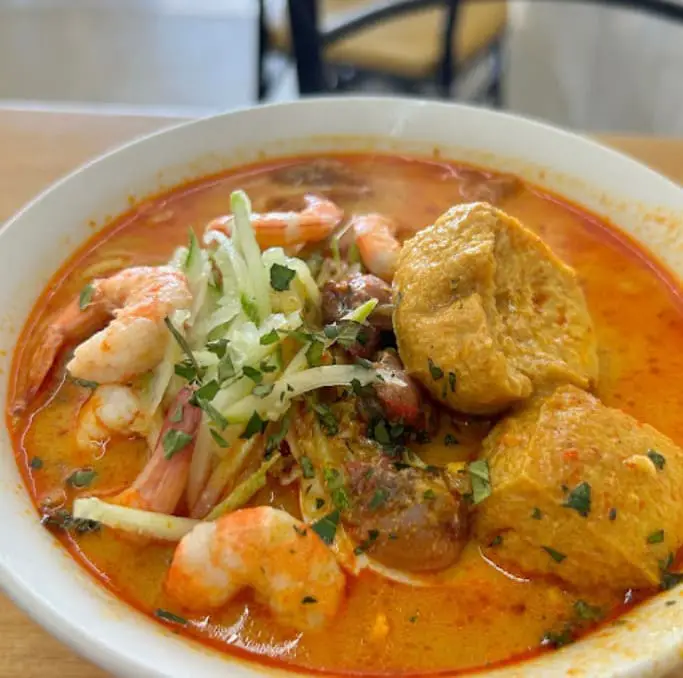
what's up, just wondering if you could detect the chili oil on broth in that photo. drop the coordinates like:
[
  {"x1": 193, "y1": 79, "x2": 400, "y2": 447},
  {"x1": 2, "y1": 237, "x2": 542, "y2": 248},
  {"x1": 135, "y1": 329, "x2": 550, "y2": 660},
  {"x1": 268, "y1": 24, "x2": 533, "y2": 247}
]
[{"x1": 7, "y1": 153, "x2": 683, "y2": 674}]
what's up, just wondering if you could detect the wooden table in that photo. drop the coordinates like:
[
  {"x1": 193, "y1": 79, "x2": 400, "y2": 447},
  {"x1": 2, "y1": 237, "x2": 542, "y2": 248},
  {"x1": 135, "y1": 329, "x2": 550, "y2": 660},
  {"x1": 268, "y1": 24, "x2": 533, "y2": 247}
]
[{"x1": 0, "y1": 108, "x2": 681, "y2": 678}]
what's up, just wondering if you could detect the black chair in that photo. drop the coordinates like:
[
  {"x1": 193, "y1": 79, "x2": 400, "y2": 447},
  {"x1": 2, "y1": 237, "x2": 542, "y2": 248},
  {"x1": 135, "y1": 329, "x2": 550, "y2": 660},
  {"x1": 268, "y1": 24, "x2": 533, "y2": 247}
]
[{"x1": 259, "y1": 0, "x2": 507, "y2": 104}]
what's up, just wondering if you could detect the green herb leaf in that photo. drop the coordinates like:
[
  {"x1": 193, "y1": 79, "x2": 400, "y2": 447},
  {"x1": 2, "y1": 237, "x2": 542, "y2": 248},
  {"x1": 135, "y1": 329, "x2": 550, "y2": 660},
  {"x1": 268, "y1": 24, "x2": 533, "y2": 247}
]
[
  {"x1": 253, "y1": 383, "x2": 274, "y2": 398},
  {"x1": 270, "y1": 263, "x2": 296, "y2": 292},
  {"x1": 647, "y1": 449, "x2": 666, "y2": 471},
  {"x1": 371, "y1": 419, "x2": 391, "y2": 446},
  {"x1": 543, "y1": 546, "x2": 566, "y2": 563},
  {"x1": 574, "y1": 600, "x2": 602, "y2": 621},
  {"x1": 218, "y1": 352, "x2": 236, "y2": 383},
  {"x1": 305, "y1": 340, "x2": 325, "y2": 367},
  {"x1": 196, "y1": 398, "x2": 228, "y2": 430},
  {"x1": 311, "y1": 510, "x2": 340, "y2": 545},
  {"x1": 428, "y1": 358, "x2": 444, "y2": 380},
  {"x1": 30, "y1": 456, "x2": 43, "y2": 470},
  {"x1": 79, "y1": 283, "x2": 95, "y2": 310},
  {"x1": 174, "y1": 360, "x2": 198, "y2": 382},
  {"x1": 369, "y1": 487, "x2": 389, "y2": 510},
  {"x1": 301, "y1": 596, "x2": 318, "y2": 605},
  {"x1": 531, "y1": 507, "x2": 542, "y2": 520},
  {"x1": 206, "y1": 338, "x2": 228, "y2": 359},
  {"x1": 66, "y1": 468, "x2": 97, "y2": 488},
  {"x1": 468, "y1": 460, "x2": 491, "y2": 504},
  {"x1": 300, "y1": 456, "x2": 315, "y2": 479},
  {"x1": 41, "y1": 508, "x2": 100, "y2": 534},
  {"x1": 155, "y1": 608, "x2": 188, "y2": 626},
  {"x1": 423, "y1": 489, "x2": 436, "y2": 501},
  {"x1": 162, "y1": 429, "x2": 193, "y2": 459},
  {"x1": 260, "y1": 329, "x2": 280, "y2": 346},
  {"x1": 608, "y1": 507, "x2": 618, "y2": 521},
  {"x1": 448, "y1": 371, "x2": 457, "y2": 392},
  {"x1": 164, "y1": 317, "x2": 200, "y2": 375},
  {"x1": 648, "y1": 529, "x2": 665, "y2": 544},
  {"x1": 312, "y1": 402, "x2": 338, "y2": 436},
  {"x1": 489, "y1": 535, "x2": 503, "y2": 547},
  {"x1": 443, "y1": 433, "x2": 458, "y2": 447},
  {"x1": 265, "y1": 411, "x2": 291, "y2": 454},
  {"x1": 260, "y1": 358, "x2": 277, "y2": 373},
  {"x1": 194, "y1": 380, "x2": 220, "y2": 403},
  {"x1": 71, "y1": 376, "x2": 99, "y2": 390},
  {"x1": 323, "y1": 467, "x2": 351, "y2": 511},
  {"x1": 169, "y1": 404, "x2": 184, "y2": 423},
  {"x1": 353, "y1": 529, "x2": 380, "y2": 555},
  {"x1": 240, "y1": 293, "x2": 260, "y2": 324},
  {"x1": 241, "y1": 411, "x2": 267, "y2": 439},
  {"x1": 541, "y1": 627, "x2": 573, "y2": 648},
  {"x1": 563, "y1": 481, "x2": 591, "y2": 517},
  {"x1": 242, "y1": 366, "x2": 263, "y2": 384},
  {"x1": 209, "y1": 428, "x2": 230, "y2": 448}
]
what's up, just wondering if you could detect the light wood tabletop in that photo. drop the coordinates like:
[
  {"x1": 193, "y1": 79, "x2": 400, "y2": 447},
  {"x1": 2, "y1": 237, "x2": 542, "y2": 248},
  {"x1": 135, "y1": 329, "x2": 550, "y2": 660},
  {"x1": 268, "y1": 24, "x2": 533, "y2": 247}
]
[{"x1": 0, "y1": 108, "x2": 681, "y2": 678}]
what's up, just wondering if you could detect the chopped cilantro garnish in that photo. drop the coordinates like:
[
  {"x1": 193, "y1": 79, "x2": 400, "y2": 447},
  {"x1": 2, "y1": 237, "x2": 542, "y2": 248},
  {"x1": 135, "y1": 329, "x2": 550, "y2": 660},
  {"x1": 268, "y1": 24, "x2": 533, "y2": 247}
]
[
  {"x1": 164, "y1": 317, "x2": 200, "y2": 375},
  {"x1": 193, "y1": 379, "x2": 219, "y2": 403},
  {"x1": 311, "y1": 510, "x2": 340, "y2": 545},
  {"x1": 301, "y1": 596, "x2": 318, "y2": 605},
  {"x1": 423, "y1": 489, "x2": 436, "y2": 501},
  {"x1": 531, "y1": 507, "x2": 542, "y2": 520},
  {"x1": 270, "y1": 263, "x2": 296, "y2": 291},
  {"x1": 169, "y1": 404, "x2": 184, "y2": 423},
  {"x1": 305, "y1": 340, "x2": 325, "y2": 367},
  {"x1": 353, "y1": 529, "x2": 379, "y2": 555},
  {"x1": 443, "y1": 433, "x2": 458, "y2": 446},
  {"x1": 608, "y1": 507, "x2": 617, "y2": 521},
  {"x1": 448, "y1": 371, "x2": 457, "y2": 392},
  {"x1": 260, "y1": 329, "x2": 280, "y2": 346},
  {"x1": 241, "y1": 411, "x2": 267, "y2": 439},
  {"x1": 71, "y1": 376, "x2": 99, "y2": 390},
  {"x1": 300, "y1": 456, "x2": 315, "y2": 479},
  {"x1": 265, "y1": 411, "x2": 290, "y2": 453},
  {"x1": 312, "y1": 402, "x2": 338, "y2": 436},
  {"x1": 260, "y1": 359, "x2": 277, "y2": 373},
  {"x1": 174, "y1": 360, "x2": 199, "y2": 382},
  {"x1": 323, "y1": 467, "x2": 350, "y2": 511},
  {"x1": 79, "y1": 283, "x2": 94, "y2": 310},
  {"x1": 428, "y1": 358, "x2": 444, "y2": 380},
  {"x1": 162, "y1": 429, "x2": 193, "y2": 459},
  {"x1": 369, "y1": 487, "x2": 389, "y2": 510},
  {"x1": 218, "y1": 352, "x2": 236, "y2": 383},
  {"x1": 41, "y1": 508, "x2": 100, "y2": 535},
  {"x1": 541, "y1": 627, "x2": 573, "y2": 648},
  {"x1": 242, "y1": 365, "x2": 262, "y2": 383},
  {"x1": 252, "y1": 383, "x2": 274, "y2": 398},
  {"x1": 648, "y1": 529, "x2": 665, "y2": 544},
  {"x1": 209, "y1": 428, "x2": 229, "y2": 448},
  {"x1": 155, "y1": 609, "x2": 188, "y2": 626},
  {"x1": 647, "y1": 449, "x2": 666, "y2": 471},
  {"x1": 563, "y1": 481, "x2": 591, "y2": 517},
  {"x1": 196, "y1": 398, "x2": 228, "y2": 430},
  {"x1": 543, "y1": 546, "x2": 566, "y2": 563},
  {"x1": 574, "y1": 600, "x2": 602, "y2": 621},
  {"x1": 489, "y1": 535, "x2": 503, "y2": 547},
  {"x1": 66, "y1": 468, "x2": 97, "y2": 488},
  {"x1": 30, "y1": 456, "x2": 43, "y2": 470},
  {"x1": 468, "y1": 460, "x2": 491, "y2": 504},
  {"x1": 371, "y1": 419, "x2": 391, "y2": 446},
  {"x1": 206, "y1": 338, "x2": 228, "y2": 358}
]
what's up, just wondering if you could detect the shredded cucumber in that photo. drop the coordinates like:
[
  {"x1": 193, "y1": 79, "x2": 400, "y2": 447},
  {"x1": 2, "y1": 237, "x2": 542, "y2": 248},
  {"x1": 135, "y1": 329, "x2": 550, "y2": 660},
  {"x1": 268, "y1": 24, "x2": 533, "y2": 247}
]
[{"x1": 73, "y1": 498, "x2": 198, "y2": 541}]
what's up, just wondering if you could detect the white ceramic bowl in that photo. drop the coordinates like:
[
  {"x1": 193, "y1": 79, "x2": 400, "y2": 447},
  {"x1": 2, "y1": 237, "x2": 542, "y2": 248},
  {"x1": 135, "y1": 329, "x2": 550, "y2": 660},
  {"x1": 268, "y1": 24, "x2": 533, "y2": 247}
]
[{"x1": 1, "y1": 98, "x2": 682, "y2": 678}]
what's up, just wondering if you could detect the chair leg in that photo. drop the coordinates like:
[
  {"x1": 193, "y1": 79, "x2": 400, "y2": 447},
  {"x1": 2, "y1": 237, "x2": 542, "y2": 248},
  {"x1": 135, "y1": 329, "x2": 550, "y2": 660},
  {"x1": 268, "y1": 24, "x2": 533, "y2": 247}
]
[
  {"x1": 487, "y1": 37, "x2": 505, "y2": 108},
  {"x1": 257, "y1": 0, "x2": 269, "y2": 101}
]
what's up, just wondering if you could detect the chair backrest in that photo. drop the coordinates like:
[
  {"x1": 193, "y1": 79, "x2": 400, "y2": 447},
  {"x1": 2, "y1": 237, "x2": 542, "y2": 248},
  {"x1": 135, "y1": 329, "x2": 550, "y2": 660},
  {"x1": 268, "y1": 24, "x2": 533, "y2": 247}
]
[
  {"x1": 286, "y1": 0, "x2": 462, "y2": 95},
  {"x1": 285, "y1": 0, "x2": 683, "y2": 96}
]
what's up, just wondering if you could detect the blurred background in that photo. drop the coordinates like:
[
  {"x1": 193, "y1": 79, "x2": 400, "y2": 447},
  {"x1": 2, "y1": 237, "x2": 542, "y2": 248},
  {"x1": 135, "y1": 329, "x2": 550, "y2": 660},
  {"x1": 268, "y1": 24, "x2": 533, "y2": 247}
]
[{"x1": 0, "y1": 0, "x2": 681, "y2": 133}]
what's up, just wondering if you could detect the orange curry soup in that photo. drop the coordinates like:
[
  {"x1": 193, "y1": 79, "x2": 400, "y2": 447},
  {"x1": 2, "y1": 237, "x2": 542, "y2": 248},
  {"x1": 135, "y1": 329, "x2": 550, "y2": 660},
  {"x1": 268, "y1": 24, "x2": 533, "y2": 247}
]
[{"x1": 7, "y1": 154, "x2": 683, "y2": 675}]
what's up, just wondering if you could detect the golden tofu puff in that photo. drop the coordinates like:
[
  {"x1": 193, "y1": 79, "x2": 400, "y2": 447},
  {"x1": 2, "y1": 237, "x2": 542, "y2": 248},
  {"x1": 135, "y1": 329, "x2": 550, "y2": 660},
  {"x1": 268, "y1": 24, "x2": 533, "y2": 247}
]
[
  {"x1": 475, "y1": 385, "x2": 683, "y2": 591},
  {"x1": 393, "y1": 202, "x2": 598, "y2": 415}
]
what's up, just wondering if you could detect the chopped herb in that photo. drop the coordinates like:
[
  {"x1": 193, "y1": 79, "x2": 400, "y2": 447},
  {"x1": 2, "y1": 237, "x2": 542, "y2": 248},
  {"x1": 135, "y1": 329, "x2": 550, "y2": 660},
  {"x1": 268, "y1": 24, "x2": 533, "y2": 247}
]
[
  {"x1": 193, "y1": 379, "x2": 219, "y2": 403},
  {"x1": 260, "y1": 359, "x2": 277, "y2": 373},
  {"x1": 369, "y1": 487, "x2": 389, "y2": 510},
  {"x1": 154, "y1": 609, "x2": 188, "y2": 626},
  {"x1": 265, "y1": 411, "x2": 291, "y2": 453},
  {"x1": 371, "y1": 419, "x2": 391, "y2": 446},
  {"x1": 71, "y1": 376, "x2": 99, "y2": 390},
  {"x1": 541, "y1": 627, "x2": 573, "y2": 648},
  {"x1": 301, "y1": 596, "x2": 318, "y2": 605},
  {"x1": 323, "y1": 468, "x2": 350, "y2": 511},
  {"x1": 355, "y1": 357, "x2": 373, "y2": 369},
  {"x1": 293, "y1": 525, "x2": 308, "y2": 537},
  {"x1": 489, "y1": 535, "x2": 503, "y2": 547},
  {"x1": 468, "y1": 460, "x2": 491, "y2": 504},
  {"x1": 323, "y1": 324, "x2": 339, "y2": 340},
  {"x1": 350, "y1": 378, "x2": 374, "y2": 397},
  {"x1": 563, "y1": 481, "x2": 591, "y2": 517},
  {"x1": 241, "y1": 293, "x2": 260, "y2": 324},
  {"x1": 443, "y1": 433, "x2": 458, "y2": 447},
  {"x1": 428, "y1": 358, "x2": 444, "y2": 381},
  {"x1": 242, "y1": 365, "x2": 263, "y2": 383},
  {"x1": 29, "y1": 456, "x2": 43, "y2": 470},
  {"x1": 164, "y1": 317, "x2": 200, "y2": 374},
  {"x1": 608, "y1": 507, "x2": 618, "y2": 521},
  {"x1": 543, "y1": 546, "x2": 566, "y2": 563},
  {"x1": 312, "y1": 402, "x2": 338, "y2": 436},
  {"x1": 252, "y1": 383, "x2": 274, "y2": 398},
  {"x1": 305, "y1": 340, "x2": 325, "y2": 367},
  {"x1": 209, "y1": 428, "x2": 230, "y2": 448},
  {"x1": 311, "y1": 510, "x2": 340, "y2": 545},
  {"x1": 408, "y1": 614, "x2": 418, "y2": 623},
  {"x1": 196, "y1": 398, "x2": 228, "y2": 430},
  {"x1": 218, "y1": 352, "x2": 236, "y2": 383},
  {"x1": 300, "y1": 456, "x2": 315, "y2": 479},
  {"x1": 270, "y1": 263, "x2": 296, "y2": 291},
  {"x1": 41, "y1": 508, "x2": 100, "y2": 534},
  {"x1": 574, "y1": 600, "x2": 602, "y2": 621},
  {"x1": 423, "y1": 489, "x2": 436, "y2": 501},
  {"x1": 648, "y1": 529, "x2": 665, "y2": 544},
  {"x1": 169, "y1": 404, "x2": 184, "y2": 423},
  {"x1": 315, "y1": 498, "x2": 326, "y2": 510},
  {"x1": 354, "y1": 529, "x2": 380, "y2": 555},
  {"x1": 206, "y1": 338, "x2": 228, "y2": 359},
  {"x1": 241, "y1": 411, "x2": 267, "y2": 439},
  {"x1": 79, "y1": 283, "x2": 95, "y2": 310},
  {"x1": 334, "y1": 321, "x2": 366, "y2": 349},
  {"x1": 174, "y1": 360, "x2": 198, "y2": 381},
  {"x1": 647, "y1": 449, "x2": 666, "y2": 471},
  {"x1": 66, "y1": 468, "x2": 97, "y2": 488},
  {"x1": 661, "y1": 571, "x2": 683, "y2": 591},
  {"x1": 162, "y1": 429, "x2": 193, "y2": 459},
  {"x1": 448, "y1": 371, "x2": 457, "y2": 392},
  {"x1": 260, "y1": 329, "x2": 280, "y2": 346},
  {"x1": 531, "y1": 507, "x2": 542, "y2": 520}
]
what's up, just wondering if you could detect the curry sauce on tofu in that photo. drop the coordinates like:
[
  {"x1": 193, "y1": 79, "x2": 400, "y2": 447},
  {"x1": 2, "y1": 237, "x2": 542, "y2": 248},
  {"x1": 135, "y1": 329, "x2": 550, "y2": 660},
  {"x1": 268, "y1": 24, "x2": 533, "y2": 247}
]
[{"x1": 7, "y1": 153, "x2": 683, "y2": 675}]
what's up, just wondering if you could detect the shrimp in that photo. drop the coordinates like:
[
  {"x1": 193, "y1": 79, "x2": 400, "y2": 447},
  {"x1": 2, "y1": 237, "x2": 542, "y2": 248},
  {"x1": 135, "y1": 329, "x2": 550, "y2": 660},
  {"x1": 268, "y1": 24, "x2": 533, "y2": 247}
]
[
  {"x1": 76, "y1": 384, "x2": 153, "y2": 453},
  {"x1": 17, "y1": 266, "x2": 191, "y2": 411},
  {"x1": 351, "y1": 214, "x2": 401, "y2": 282},
  {"x1": 114, "y1": 387, "x2": 200, "y2": 514},
  {"x1": 165, "y1": 506, "x2": 346, "y2": 631},
  {"x1": 206, "y1": 194, "x2": 343, "y2": 249}
]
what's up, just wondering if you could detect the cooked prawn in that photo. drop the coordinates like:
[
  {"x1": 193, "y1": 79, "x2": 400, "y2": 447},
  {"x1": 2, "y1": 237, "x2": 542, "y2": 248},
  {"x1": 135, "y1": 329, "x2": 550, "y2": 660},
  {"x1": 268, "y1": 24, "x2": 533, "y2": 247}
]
[
  {"x1": 351, "y1": 214, "x2": 401, "y2": 282},
  {"x1": 165, "y1": 506, "x2": 346, "y2": 631},
  {"x1": 17, "y1": 266, "x2": 191, "y2": 411},
  {"x1": 114, "y1": 387, "x2": 200, "y2": 514},
  {"x1": 206, "y1": 194, "x2": 343, "y2": 249}
]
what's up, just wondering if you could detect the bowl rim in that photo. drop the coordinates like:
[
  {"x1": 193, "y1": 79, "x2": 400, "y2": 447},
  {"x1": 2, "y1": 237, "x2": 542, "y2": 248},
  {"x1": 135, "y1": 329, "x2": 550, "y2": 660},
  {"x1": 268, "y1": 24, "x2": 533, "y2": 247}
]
[{"x1": 1, "y1": 95, "x2": 683, "y2": 678}]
